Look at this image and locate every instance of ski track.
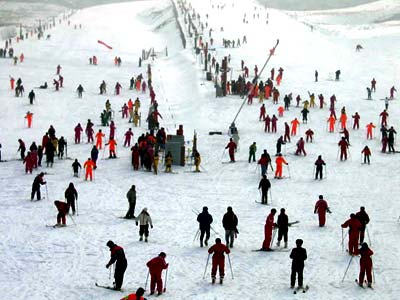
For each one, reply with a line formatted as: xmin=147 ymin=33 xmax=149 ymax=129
xmin=0 ymin=0 xmax=400 ymax=299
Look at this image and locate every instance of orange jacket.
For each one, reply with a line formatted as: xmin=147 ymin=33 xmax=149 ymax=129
xmin=291 ymin=119 xmax=300 ymax=128
xmin=95 ymin=132 xmax=105 ymax=140
xmin=25 ymin=113 xmax=33 ymax=121
xmin=328 ymin=116 xmax=336 ymax=125
xmin=84 ymin=160 xmax=95 ymax=170
xmin=275 ymin=156 xmax=288 ymax=167
xmin=107 ymin=139 xmax=117 ymax=151
xmin=366 ymin=123 xmax=376 ymax=131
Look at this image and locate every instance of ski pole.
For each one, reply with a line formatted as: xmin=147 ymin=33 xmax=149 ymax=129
xmin=269 ymin=188 xmax=273 ymax=205
xmin=202 ymin=254 xmax=210 ymax=279
xmin=144 ymin=269 xmax=149 ymax=290
xmin=312 ymin=165 xmax=315 ymax=179
xmin=366 ymin=226 xmax=371 ymax=246
xmin=324 ymin=165 xmax=327 ymax=179
xmin=69 ymin=213 xmax=76 ymax=225
xmin=102 ymin=146 xmax=106 ymax=159
xmin=76 ymin=199 xmax=79 ymax=216
xmin=227 ymin=253 xmax=234 ymax=280
xmin=220 ymin=148 xmax=226 ymax=161
xmin=193 ymin=229 xmax=200 ymax=242
xmin=270 ymin=228 xmax=277 ymax=248
xmin=163 ymin=267 xmax=168 ymax=292
xmin=341 ymin=255 xmax=354 ymax=282
xmin=45 ymin=183 xmax=49 ymax=200
xmin=287 ymin=164 xmax=291 ymax=178
xmin=372 ymin=262 xmax=376 ymax=284
xmin=341 ymin=228 xmax=344 ymax=252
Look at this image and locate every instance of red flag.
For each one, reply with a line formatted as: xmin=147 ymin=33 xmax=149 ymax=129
xmin=97 ymin=40 xmax=112 ymax=50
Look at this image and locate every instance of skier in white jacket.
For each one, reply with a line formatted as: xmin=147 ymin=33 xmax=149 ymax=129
xmin=136 ymin=208 xmax=153 ymax=242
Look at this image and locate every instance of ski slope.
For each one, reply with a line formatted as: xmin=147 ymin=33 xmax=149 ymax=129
xmin=0 ymin=0 xmax=399 ymax=299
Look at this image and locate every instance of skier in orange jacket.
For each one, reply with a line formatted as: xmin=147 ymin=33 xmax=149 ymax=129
xmin=95 ymin=130 xmax=105 ymax=149
xmin=106 ymin=138 xmax=117 ymax=158
xmin=275 ymin=153 xmax=288 ymax=179
xmin=339 ymin=113 xmax=347 ymax=129
xmin=83 ymin=158 xmax=95 ymax=181
xmin=327 ymin=115 xmax=336 ymax=132
xmin=366 ymin=122 xmax=376 ymax=139
xmin=278 ymin=106 xmax=284 ymax=117
xmin=25 ymin=111 xmax=33 ymax=128
xmin=290 ymin=118 xmax=300 ymax=136
xmin=10 ymin=77 xmax=15 ymax=90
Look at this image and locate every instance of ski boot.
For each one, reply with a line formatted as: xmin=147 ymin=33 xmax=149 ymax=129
xmin=145 ymin=237 xmax=148 ymax=242
xmin=220 ymin=278 xmax=223 ymax=285
xmin=212 ymin=277 xmax=216 ymax=284
xmin=200 ymin=240 xmax=203 ymax=248
xmin=284 ymin=242 xmax=288 ymax=248
xmin=139 ymin=236 xmax=143 ymax=241
xmin=205 ymin=239 xmax=208 ymax=246
xmin=367 ymin=283 xmax=372 ymax=288
xmin=276 ymin=241 xmax=280 ymax=247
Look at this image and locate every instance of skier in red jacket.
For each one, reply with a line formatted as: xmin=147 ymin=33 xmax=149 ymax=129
xmin=338 ymin=137 xmax=349 ymax=161
xmin=146 ymin=252 xmax=168 ymax=296
xmin=74 ymin=123 xmax=83 ymax=144
xmin=262 ymin=208 xmax=277 ymax=251
xmin=54 ymin=200 xmax=70 ymax=226
xmin=124 ymin=128 xmax=134 ymax=147
xmin=208 ymin=238 xmax=230 ymax=284
xmin=379 ymin=110 xmax=388 ymax=126
xmin=358 ymin=243 xmax=374 ymax=288
xmin=305 ymin=129 xmax=314 ymax=142
xmin=314 ymin=195 xmax=330 ymax=227
xmin=259 ymin=104 xmax=266 ymax=121
xmin=225 ymin=138 xmax=237 ymax=162
xmin=341 ymin=214 xmax=362 ymax=255
xmin=295 ymin=137 xmax=306 ymax=156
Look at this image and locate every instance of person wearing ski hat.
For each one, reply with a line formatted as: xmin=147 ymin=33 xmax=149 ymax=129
xmin=261 ymin=208 xmax=277 ymax=251
xmin=208 ymin=238 xmax=230 ymax=284
xmin=106 ymin=240 xmax=127 ymax=290
xmin=314 ymin=195 xmax=331 ymax=227
xmin=358 ymin=242 xmax=374 ymax=288
xmin=146 ymin=252 xmax=168 ymax=295
xmin=125 ymin=185 xmax=136 ymax=219
xmin=222 ymin=206 xmax=238 ymax=248
xmin=31 ymin=172 xmax=46 ymax=201
xmin=290 ymin=239 xmax=307 ymax=289
xmin=120 ymin=287 xmax=146 ymax=300
xmin=341 ymin=214 xmax=362 ymax=255
xmin=135 ymin=208 xmax=153 ymax=242
xmin=258 ymin=174 xmax=271 ymax=204
xmin=197 ymin=206 xmax=213 ymax=247
xmin=356 ymin=207 xmax=370 ymax=244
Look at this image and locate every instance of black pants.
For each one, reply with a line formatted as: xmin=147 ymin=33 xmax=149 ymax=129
xmin=364 ymin=155 xmax=370 ymax=164
xmin=261 ymin=190 xmax=268 ymax=204
xmin=31 ymin=187 xmax=41 ymax=200
xmin=278 ymin=228 xmax=288 ymax=242
xmin=360 ymin=226 xmax=366 ymax=243
xmin=139 ymin=224 xmax=149 ymax=237
xmin=20 ymin=149 xmax=25 ymax=160
xmin=248 ymin=153 xmax=255 ymax=163
xmin=200 ymin=228 xmax=210 ymax=243
xmin=114 ymin=261 xmax=127 ymax=289
xmin=315 ymin=167 xmax=323 ymax=179
xmin=125 ymin=203 xmax=135 ymax=218
xmin=291 ymin=266 xmax=304 ymax=287
xmin=67 ymin=199 xmax=76 ymax=214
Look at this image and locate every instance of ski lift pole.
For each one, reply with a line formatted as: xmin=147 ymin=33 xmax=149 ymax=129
xmin=230 ymin=39 xmax=279 ymax=127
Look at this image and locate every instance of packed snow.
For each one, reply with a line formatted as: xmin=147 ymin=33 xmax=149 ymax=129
xmin=0 ymin=0 xmax=400 ymax=299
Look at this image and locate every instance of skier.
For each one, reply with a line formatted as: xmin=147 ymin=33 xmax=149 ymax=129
xmin=340 ymin=127 xmax=350 ymax=145
xmin=197 ymin=206 xmax=213 ymax=247
xmin=356 ymin=207 xmax=370 ymax=244
xmin=86 ymin=119 xmax=94 ymax=143
xmin=327 ymin=114 xmax=336 ymax=133
xmin=74 ymin=123 xmax=83 ymax=144
xmin=264 ymin=115 xmax=271 ymax=132
xmin=314 ymin=195 xmax=330 ymax=226
xmin=305 ymin=129 xmax=314 ymax=143
xmin=379 ymin=110 xmax=388 ymax=126
xmin=390 ymin=86 xmax=396 ymax=99
xmin=64 ymin=182 xmax=78 ymax=215
xmin=277 ymin=208 xmax=289 ymax=248
xmin=25 ymin=111 xmax=33 ymax=128
xmin=358 ymin=243 xmax=374 ymax=288
xmin=28 ymin=90 xmax=35 ymax=104
xmin=83 ymin=158 xmax=95 ymax=181
xmin=222 ymin=206 xmax=238 ymax=248
xmin=315 ymin=70 xmax=318 ymax=82
xmin=76 ymin=84 xmax=84 ymax=98
xmin=341 ymin=214 xmax=362 ymax=255
xmin=208 ymin=238 xmax=230 ymax=284
xmin=335 ymin=69 xmax=341 ymax=81
xmin=120 ymin=287 xmax=145 ymax=300
xmin=314 ymin=155 xmax=326 ymax=180
xmin=72 ymin=159 xmax=81 ymax=177
xmin=371 ymin=78 xmax=376 ymax=92
xmin=339 ymin=112 xmax=347 ymax=129
xmin=135 ymin=208 xmax=153 ymax=242
xmin=165 ymin=151 xmax=173 ymax=172
xmin=259 ymin=104 xmax=266 ymax=121
xmin=23 ymin=151 xmax=34 ymax=174
xmin=388 ymin=126 xmax=397 ymax=153
xmin=361 ymin=146 xmax=371 ymax=164
xmin=124 ymin=128 xmax=134 ymax=147
xmin=261 ymin=208 xmax=277 ymax=251
xmin=54 ymin=200 xmax=69 ymax=226
xmin=275 ymin=153 xmax=288 ymax=179
xmin=271 ymin=115 xmax=278 ymax=133
xmin=146 ymin=252 xmax=168 ymax=296
xmin=194 ymin=150 xmax=201 ymax=172
xmin=283 ymin=122 xmax=290 ymax=143
xmin=338 ymin=137 xmax=349 ymax=161
xmin=105 ymin=241 xmax=127 ymax=291
xmin=258 ymin=174 xmax=271 ymax=204
xmin=248 ymin=142 xmax=257 ymax=163
xmin=58 ymin=136 xmax=67 ymax=159
xmin=290 ymin=118 xmax=300 ymax=136
xmin=290 ymin=239 xmax=307 ymax=289
xmin=125 ymin=185 xmax=136 ymax=219
xmin=276 ymin=136 xmax=285 ymax=155
xmin=225 ymin=138 xmax=237 ymax=162
xmin=31 ymin=172 xmax=46 ymax=200
xmin=301 ymin=108 xmax=309 ymax=124
xmin=56 ymin=64 xmax=62 ymax=75
xmin=95 ymin=130 xmax=105 ymax=149
xmin=352 ymin=112 xmax=360 ymax=130
xmin=295 ymin=137 xmax=306 ymax=156
xmin=366 ymin=87 xmax=372 ymax=100
xmin=106 ymin=138 xmax=117 ymax=159
xmin=91 ymin=146 xmax=99 ymax=168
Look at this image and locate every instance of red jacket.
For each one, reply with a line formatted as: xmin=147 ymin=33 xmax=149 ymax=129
xmin=314 ymin=199 xmax=328 ymax=214
xmin=208 ymin=243 xmax=230 ymax=260
xmin=225 ymin=141 xmax=237 ymax=153
xmin=341 ymin=218 xmax=362 ymax=237
xmin=359 ymin=247 xmax=373 ymax=267
xmin=55 ymin=201 xmax=70 ymax=214
xmin=147 ymin=256 xmax=168 ymax=275
xmin=265 ymin=213 xmax=275 ymax=231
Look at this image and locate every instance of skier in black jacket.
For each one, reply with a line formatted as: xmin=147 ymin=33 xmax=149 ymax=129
xmin=222 ymin=206 xmax=238 ymax=248
xmin=258 ymin=174 xmax=271 ymax=204
xmin=106 ymin=240 xmax=127 ymax=290
xmin=65 ymin=182 xmax=78 ymax=215
xmin=277 ymin=208 xmax=289 ymax=248
xmin=197 ymin=206 xmax=213 ymax=247
xmin=356 ymin=207 xmax=370 ymax=244
xmin=290 ymin=239 xmax=307 ymax=289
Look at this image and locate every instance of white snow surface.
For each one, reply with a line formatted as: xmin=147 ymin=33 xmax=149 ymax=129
xmin=0 ymin=0 xmax=400 ymax=299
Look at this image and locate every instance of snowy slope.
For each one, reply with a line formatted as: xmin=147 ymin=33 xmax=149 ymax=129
xmin=0 ymin=0 xmax=400 ymax=299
